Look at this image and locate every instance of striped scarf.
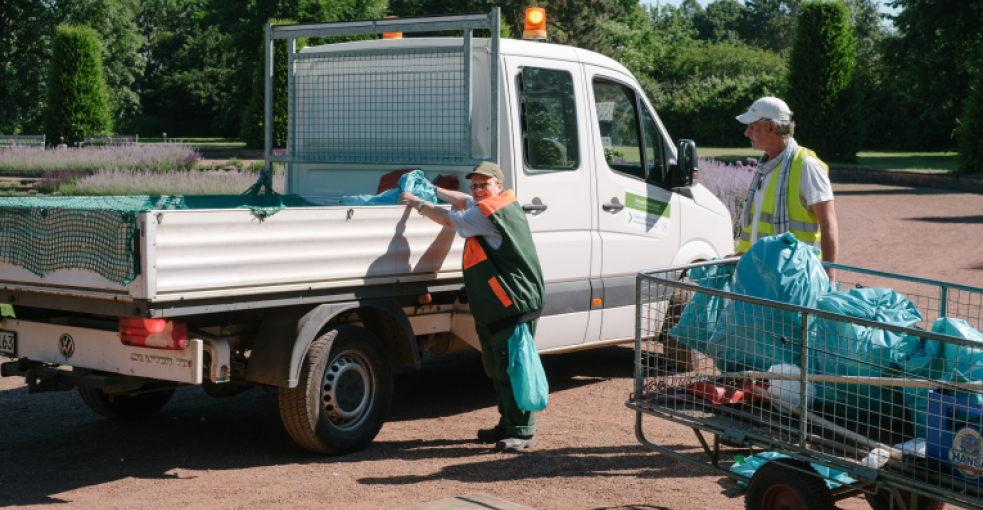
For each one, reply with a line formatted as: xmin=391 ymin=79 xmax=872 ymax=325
xmin=741 ymin=137 xmax=798 ymax=235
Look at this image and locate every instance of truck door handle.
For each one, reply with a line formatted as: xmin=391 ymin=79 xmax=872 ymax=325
xmin=602 ymin=202 xmax=624 ymax=211
xmin=522 ymin=204 xmax=548 ymax=212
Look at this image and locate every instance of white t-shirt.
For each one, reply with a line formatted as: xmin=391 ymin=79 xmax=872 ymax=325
xmin=447 ymin=197 xmax=503 ymax=249
xmin=750 ymin=156 xmax=834 ymax=242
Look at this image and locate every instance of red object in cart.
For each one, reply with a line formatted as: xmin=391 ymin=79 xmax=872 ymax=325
xmin=683 ymin=380 xmax=767 ymax=405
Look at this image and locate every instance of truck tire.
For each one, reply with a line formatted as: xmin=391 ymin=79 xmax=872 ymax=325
xmin=746 ymin=459 xmax=835 ymax=510
xmin=278 ymin=325 xmax=393 ymax=455
xmin=77 ymin=386 xmax=175 ymax=421
xmin=864 ymin=488 xmax=944 ymax=510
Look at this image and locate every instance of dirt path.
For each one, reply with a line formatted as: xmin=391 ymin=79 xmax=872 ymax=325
xmin=1 ymin=183 xmax=980 ymax=509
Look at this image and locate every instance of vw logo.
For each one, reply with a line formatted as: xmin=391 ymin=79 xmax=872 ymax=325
xmin=58 ymin=334 xmax=75 ymax=358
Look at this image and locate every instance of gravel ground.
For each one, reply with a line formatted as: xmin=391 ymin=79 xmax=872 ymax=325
xmin=1 ymin=183 xmax=980 ymax=509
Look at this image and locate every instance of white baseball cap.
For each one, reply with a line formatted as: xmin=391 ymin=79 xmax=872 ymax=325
xmin=736 ymin=97 xmax=792 ymax=124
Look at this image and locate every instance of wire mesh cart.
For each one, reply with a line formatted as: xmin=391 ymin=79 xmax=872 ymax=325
xmin=627 ymin=259 xmax=983 ymax=510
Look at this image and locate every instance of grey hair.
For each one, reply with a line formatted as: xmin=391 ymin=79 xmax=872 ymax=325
xmin=764 ymin=118 xmax=795 ymax=137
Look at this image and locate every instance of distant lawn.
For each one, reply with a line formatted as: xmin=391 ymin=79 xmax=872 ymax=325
xmin=140 ymin=137 xmax=247 ymax=151
xmin=699 ymin=147 xmax=958 ymax=173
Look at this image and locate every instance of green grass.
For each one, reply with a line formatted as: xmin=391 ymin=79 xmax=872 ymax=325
xmin=140 ymin=138 xmax=247 ymax=150
xmin=698 ymin=147 xmax=959 ymax=173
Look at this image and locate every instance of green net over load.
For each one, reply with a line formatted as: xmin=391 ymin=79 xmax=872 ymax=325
xmin=0 ymin=190 xmax=316 ymax=287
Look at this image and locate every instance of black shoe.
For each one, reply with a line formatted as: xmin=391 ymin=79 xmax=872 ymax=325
xmin=477 ymin=426 xmax=508 ymax=444
xmin=495 ymin=435 xmax=537 ymax=452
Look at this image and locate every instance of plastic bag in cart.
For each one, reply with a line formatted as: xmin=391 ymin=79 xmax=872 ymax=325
xmin=707 ymin=232 xmax=832 ymax=373
xmin=730 ymin=451 xmax=856 ymax=489
xmin=341 ymin=169 xmax=438 ymax=206
xmin=813 ymin=287 xmax=923 ymax=420
xmin=667 ymin=261 xmax=734 ymax=354
xmin=904 ymin=317 xmax=983 ymax=437
xmin=508 ymin=322 xmax=549 ymax=412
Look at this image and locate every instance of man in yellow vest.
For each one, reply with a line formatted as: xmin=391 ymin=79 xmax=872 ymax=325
xmin=732 ymin=97 xmax=839 ymax=279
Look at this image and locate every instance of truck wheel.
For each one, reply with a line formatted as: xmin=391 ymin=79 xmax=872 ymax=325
xmin=864 ymin=488 xmax=944 ymax=510
xmin=746 ymin=459 xmax=835 ymax=510
xmin=278 ymin=325 xmax=393 ymax=455
xmin=77 ymin=386 xmax=175 ymax=421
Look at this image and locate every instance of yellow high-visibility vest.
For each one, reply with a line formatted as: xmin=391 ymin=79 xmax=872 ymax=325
xmin=736 ymin=147 xmax=828 ymax=254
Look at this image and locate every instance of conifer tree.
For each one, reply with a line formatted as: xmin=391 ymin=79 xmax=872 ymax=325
xmin=43 ymin=24 xmax=112 ymax=146
xmin=786 ymin=1 xmax=857 ymax=162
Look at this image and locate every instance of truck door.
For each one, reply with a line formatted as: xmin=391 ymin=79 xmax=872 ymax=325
xmin=585 ymin=67 xmax=682 ymax=342
xmin=504 ymin=56 xmax=594 ymax=349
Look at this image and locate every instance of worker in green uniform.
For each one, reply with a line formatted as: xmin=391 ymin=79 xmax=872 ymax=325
xmin=399 ymin=161 xmax=546 ymax=452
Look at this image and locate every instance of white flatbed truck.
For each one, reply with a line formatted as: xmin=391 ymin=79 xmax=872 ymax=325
xmin=0 ymin=10 xmax=733 ymax=454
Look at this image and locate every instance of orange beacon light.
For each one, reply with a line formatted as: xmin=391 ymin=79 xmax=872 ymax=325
xmin=523 ymin=8 xmax=547 ymax=40
xmin=382 ymin=16 xmax=402 ymax=39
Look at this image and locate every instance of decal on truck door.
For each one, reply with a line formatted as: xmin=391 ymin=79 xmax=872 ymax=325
xmin=625 ymin=192 xmax=671 ymax=236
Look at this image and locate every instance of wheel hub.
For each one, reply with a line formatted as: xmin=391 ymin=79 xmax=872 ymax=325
xmin=321 ymin=353 xmax=371 ymax=427
xmin=762 ymin=484 xmax=805 ymax=510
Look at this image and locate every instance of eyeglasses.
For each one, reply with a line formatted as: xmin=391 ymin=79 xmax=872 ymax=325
xmin=470 ymin=182 xmax=495 ymax=191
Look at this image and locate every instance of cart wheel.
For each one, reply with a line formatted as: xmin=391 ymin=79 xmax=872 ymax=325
xmin=746 ymin=459 xmax=834 ymax=510
xmin=864 ymin=488 xmax=944 ymax=510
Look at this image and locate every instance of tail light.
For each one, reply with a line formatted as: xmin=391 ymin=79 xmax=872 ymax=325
xmin=523 ymin=8 xmax=547 ymax=40
xmin=120 ymin=318 xmax=188 ymax=350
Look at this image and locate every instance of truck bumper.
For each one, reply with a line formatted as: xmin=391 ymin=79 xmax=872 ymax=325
xmin=0 ymin=319 xmax=203 ymax=385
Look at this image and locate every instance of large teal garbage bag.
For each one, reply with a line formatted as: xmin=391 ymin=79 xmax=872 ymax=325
xmin=905 ymin=318 xmax=983 ymax=436
xmin=813 ymin=288 xmax=922 ymax=419
xmin=730 ymin=451 xmax=856 ymax=489
xmin=668 ymin=262 xmax=734 ymax=354
xmin=508 ymin=323 xmax=549 ymax=412
xmin=341 ymin=170 xmax=438 ymax=206
xmin=707 ymin=232 xmax=832 ymax=373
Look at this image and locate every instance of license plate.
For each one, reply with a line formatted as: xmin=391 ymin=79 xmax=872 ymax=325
xmin=0 ymin=330 xmax=15 ymax=357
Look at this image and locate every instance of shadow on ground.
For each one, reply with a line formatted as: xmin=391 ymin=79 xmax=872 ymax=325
xmin=0 ymin=345 xmax=636 ymax=506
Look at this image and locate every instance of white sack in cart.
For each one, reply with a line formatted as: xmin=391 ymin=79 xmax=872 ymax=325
xmin=813 ymin=287 xmax=922 ymax=420
xmin=706 ymin=232 xmax=831 ymax=373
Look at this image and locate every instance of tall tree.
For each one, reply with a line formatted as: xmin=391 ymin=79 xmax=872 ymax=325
xmin=43 ymin=24 xmax=111 ymax=145
xmin=743 ymin=0 xmax=802 ymax=53
xmin=787 ymin=1 xmax=857 ymax=161
xmin=547 ymin=0 xmax=625 ymax=55
xmin=57 ymin=0 xmax=144 ymax=126
xmin=0 ymin=0 xmax=56 ymax=134
xmin=881 ymin=0 xmax=983 ymax=150
xmin=692 ymin=0 xmax=751 ymax=44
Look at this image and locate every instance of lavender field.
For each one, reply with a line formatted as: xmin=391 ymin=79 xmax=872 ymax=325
xmin=0 ymin=144 xmax=200 ymax=175
xmin=69 ymin=169 xmax=284 ymax=196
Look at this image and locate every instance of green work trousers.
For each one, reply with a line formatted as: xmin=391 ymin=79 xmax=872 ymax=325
xmin=476 ymin=319 xmax=538 ymax=437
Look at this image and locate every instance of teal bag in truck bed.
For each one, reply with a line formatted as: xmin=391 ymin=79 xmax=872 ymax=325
xmin=0 ymin=193 xmax=315 ymax=286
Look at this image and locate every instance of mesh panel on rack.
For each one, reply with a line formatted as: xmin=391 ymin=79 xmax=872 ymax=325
xmin=293 ymin=48 xmax=471 ymax=164
xmin=633 ymin=262 xmax=983 ymax=505
xmin=0 ymin=194 xmax=316 ymax=286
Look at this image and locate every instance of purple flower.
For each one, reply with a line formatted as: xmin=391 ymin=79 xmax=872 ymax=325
xmin=697 ymin=157 xmax=755 ymax=240
xmin=746 ymin=157 xmax=758 ymax=166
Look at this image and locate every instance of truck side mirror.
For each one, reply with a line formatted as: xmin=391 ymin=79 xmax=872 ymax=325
xmin=675 ymin=139 xmax=697 ymax=188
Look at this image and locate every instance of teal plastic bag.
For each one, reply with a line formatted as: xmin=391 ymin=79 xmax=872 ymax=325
xmin=341 ymin=169 xmax=437 ymax=206
xmin=813 ymin=288 xmax=922 ymax=419
xmin=668 ymin=261 xmax=734 ymax=354
xmin=508 ymin=323 xmax=549 ymax=412
xmin=905 ymin=318 xmax=983 ymax=436
xmin=708 ymin=232 xmax=832 ymax=373
xmin=730 ymin=452 xmax=856 ymax=489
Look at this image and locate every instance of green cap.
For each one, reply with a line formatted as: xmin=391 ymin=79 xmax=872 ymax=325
xmin=466 ymin=161 xmax=505 ymax=182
